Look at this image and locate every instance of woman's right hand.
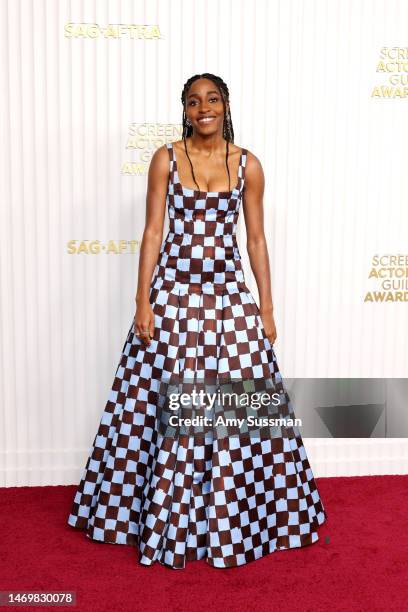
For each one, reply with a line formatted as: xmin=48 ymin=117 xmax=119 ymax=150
xmin=133 ymin=299 xmax=155 ymax=347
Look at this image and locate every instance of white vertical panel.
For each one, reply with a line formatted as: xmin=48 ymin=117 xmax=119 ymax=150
xmin=0 ymin=0 xmax=407 ymax=486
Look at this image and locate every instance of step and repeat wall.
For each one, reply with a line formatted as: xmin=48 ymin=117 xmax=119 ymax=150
xmin=1 ymin=0 xmax=407 ymax=486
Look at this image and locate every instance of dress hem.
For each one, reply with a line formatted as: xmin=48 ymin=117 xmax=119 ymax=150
xmin=67 ymin=510 xmax=327 ymax=570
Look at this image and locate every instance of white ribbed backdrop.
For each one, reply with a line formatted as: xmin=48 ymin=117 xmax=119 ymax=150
xmin=1 ymin=0 xmax=407 ymax=486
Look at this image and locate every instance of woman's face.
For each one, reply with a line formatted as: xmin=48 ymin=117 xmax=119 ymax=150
xmin=185 ymin=78 xmax=226 ymax=136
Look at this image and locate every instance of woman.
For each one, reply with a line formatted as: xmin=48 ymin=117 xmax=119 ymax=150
xmin=67 ymin=72 xmax=327 ymax=569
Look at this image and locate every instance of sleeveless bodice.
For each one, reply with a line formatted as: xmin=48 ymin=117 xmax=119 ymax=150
xmin=151 ymin=142 xmax=248 ymax=293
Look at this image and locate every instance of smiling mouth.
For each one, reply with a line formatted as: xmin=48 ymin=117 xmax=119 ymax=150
xmin=197 ymin=117 xmax=216 ymax=124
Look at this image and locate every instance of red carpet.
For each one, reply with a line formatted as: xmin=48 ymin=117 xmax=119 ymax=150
xmin=1 ymin=475 xmax=407 ymax=611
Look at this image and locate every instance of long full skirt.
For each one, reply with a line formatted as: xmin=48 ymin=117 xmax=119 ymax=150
xmin=67 ymin=282 xmax=326 ymax=569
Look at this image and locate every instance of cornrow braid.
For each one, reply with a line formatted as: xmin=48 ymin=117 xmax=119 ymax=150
xmin=180 ymin=73 xmax=235 ymax=199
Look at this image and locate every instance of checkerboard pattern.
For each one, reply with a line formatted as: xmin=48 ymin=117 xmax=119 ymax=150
xmin=67 ymin=141 xmax=326 ymax=569
xmin=151 ymin=142 xmax=247 ymax=290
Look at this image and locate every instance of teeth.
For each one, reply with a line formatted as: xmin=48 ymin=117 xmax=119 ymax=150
xmin=199 ymin=117 xmax=215 ymax=122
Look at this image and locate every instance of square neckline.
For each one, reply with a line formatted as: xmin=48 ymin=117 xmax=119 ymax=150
xmin=170 ymin=142 xmax=245 ymax=196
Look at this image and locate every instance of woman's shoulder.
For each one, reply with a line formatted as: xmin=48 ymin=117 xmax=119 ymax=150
xmin=241 ymin=146 xmax=260 ymax=162
xmin=241 ymin=148 xmax=264 ymax=185
xmin=148 ymin=144 xmax=172 ymax=178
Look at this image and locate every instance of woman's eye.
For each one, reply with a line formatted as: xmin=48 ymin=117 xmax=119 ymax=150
xmin=188 ymin=97 xmax=219 ymax=106
xmin=188 ymin=97 xmax=218 ymax=106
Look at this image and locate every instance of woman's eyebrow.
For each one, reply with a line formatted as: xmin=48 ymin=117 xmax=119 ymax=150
xmin=187 ymin=90 xmax=219 ymax=99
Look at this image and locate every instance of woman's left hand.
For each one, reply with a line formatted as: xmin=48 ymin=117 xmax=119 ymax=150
xmin=259 ymin=306 xmax=277 ymax=346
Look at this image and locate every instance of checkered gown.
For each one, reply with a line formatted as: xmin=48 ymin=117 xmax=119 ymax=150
xmin=67 ymin=142 xmax=326 ymax=569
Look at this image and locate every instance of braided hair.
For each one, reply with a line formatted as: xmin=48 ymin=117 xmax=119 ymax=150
xmin=181 ymin=73 xmax=235 ymax=198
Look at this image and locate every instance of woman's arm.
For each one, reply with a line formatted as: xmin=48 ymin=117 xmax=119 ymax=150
xmin=241 ymin=151 xmax=277 ymax=345
xmin=134 ymin=145 xmax=169 ymax=345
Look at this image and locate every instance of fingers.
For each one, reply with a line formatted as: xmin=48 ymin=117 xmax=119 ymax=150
xmin=133 ymin=315 xmax=154 ymax=348
xmin=136 ymin=328 xmax=151 ymax=347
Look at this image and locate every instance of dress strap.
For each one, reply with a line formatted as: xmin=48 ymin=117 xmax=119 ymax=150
xmin=240 ymin=147 xmax=247 ymax=182
xmin=166 ymin=142 xmax=177 ymax=186
xmin=241 ymin=147 xmax=247 ymax=167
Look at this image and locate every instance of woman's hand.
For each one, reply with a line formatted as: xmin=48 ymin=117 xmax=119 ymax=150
xmin=259 ymin=306 xmax=277 ymax=346
xmin=133 ymin=299 xmax=155 ymax=347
